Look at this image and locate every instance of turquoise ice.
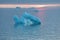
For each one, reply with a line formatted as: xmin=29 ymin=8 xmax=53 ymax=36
xmin=13 ymin=15 xmax=25 ymax=25
xmin=13 ymin=12 xmax=41 ymax=26
xmin=22 ymin=12 xmax=41 ymax=26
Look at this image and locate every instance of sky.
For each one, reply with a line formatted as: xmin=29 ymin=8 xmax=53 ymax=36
xmin=0 ymin=0 xmax=60 ymax=4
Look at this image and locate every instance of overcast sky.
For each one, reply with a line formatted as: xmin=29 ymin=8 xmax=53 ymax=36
xmin=0 ymin=0 xmax=60 ymax=4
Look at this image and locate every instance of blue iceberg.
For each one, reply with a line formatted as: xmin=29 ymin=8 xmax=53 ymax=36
xmin=13 ymin=15 xmax=25 ymax=25
xmin=13 ymin=12 xmax=41 ymax=26
xmin=22 ymin=12 xmax=41 ymax=26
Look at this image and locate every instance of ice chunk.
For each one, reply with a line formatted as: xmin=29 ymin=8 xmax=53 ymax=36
xmin=13 ymin=12 xmax=41 ymax=26
xmin=22 ymin=12 xmax=41 ymax=26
